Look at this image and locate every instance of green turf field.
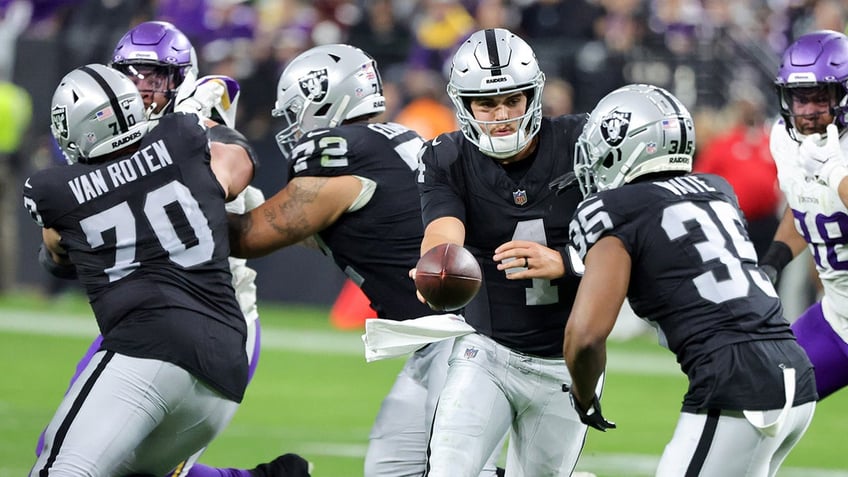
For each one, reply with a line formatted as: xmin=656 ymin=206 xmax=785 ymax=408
xmin=1 ymin=293 xmax=846 ymax=477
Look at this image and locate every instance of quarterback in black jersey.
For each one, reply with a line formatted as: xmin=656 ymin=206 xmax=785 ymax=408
xmin=227 ymin=45 xmax=497 ymax=477
xmin=23 ymin=64 xmax=254 ymax=476
xmin=417 ymin=28 xmax=590 ymax=476
xmin=564 ymin=84 xmax=817 ymax=476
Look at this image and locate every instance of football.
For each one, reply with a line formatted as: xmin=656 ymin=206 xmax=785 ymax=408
xmin=414 ymin=243 xmax=482 ymax=312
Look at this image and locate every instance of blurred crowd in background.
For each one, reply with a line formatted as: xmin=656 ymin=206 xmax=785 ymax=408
xmin=0 ymin=0 xmax=839 ymax=315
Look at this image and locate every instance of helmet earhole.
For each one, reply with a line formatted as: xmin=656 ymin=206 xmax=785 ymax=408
xmin=602 ymin=152 xmax=616 ymax=168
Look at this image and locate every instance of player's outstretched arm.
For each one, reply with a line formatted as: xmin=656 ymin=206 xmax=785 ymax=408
xmin=228 ymin=175 xmax=362 ymax=258
xmin=420 ymin=217 xmax=465 ymax=256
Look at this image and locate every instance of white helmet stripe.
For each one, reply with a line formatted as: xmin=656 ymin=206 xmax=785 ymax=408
xmin=653 ymin=86 xmax=688 ymax=155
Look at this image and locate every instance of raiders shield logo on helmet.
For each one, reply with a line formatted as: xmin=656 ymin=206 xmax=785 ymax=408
xmin=601 ymin=111 xmax=631 ymax=147
xmin=299 ymin=68 xmax=329 ymax=102
xmin=51 ymin=105 xmax=69 ymax=140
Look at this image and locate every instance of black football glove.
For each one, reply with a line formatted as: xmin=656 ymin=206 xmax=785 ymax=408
xmin=562 ymin=384 xmax=616 ymax=432
xmin=549 ymin=172 xmax=578 ymax=195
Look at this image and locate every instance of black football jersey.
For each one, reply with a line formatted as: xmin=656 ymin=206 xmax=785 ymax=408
xmin=23 ymin=113 xmax=247 ymax=401
xmin=569 ymin=173 xmax=816 ymax=410
xmin=289 ymin=122 xmax=433 ymax=320
xmin=418 ymin=115 xmax=587 ymax=357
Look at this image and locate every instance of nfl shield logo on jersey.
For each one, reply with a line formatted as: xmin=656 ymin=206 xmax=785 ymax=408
xmin=601 ymin=111 xmax=631 ymax=147
xmin=464 ymin=347 xmax=479 ymax=359
xmin=51 ymin=105 xmax=69 ymax=139
xmin=299 ymin=68 xmax=329 ymax=102
xmin=513 ymin=189 xmax=528 ymax=206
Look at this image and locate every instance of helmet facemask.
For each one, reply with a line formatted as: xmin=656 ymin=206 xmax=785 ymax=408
xmin=776 ymin=83 xmax=848 ymax=140
xmin=451 ymin=85 xmax=543 ymax=159
xmin=272 ymin=95 xmax=305 ymax=161
xmin=447 ymin=28 xmax=545 ymax=159
xmin=774 ymin=30 xmax=848 ymax=140
xmin=110 ymin=21 xmax=198 ymax=120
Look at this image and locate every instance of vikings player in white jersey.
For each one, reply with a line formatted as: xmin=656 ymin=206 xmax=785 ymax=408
xmin=763 ymin=29 xmax=848 ymax=401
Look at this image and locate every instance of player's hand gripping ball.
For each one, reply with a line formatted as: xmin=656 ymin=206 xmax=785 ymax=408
xmin=415 ymin=243 xmax=482 ymax=312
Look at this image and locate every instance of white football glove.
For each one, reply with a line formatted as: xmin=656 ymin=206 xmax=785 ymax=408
xmin=174 ymin=78 xmax=226 ymax=119
xmin=799 ymin=123 xmax=848 ymax=192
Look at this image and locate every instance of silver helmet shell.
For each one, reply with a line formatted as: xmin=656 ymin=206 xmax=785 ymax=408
xmin=272 ymin=44 xmax=385 ymax=160
xmin=447 ymin=28 xmax=545 ymax=159
xmin=575 ymin=84 xmax=695 ymax=197
xmin=50 ymin=64 xmax=149 ymax=164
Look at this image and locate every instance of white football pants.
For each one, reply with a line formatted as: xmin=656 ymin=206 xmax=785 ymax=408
xmin=365 ymin=338 xmax=502 ymax=477
xmin=426 ymin=333 xmax=591 ymax=477
xmin=657 ymin=402 xmax=816 ymax=476
xmin=170 ymin=317 xmax=260 ymax=476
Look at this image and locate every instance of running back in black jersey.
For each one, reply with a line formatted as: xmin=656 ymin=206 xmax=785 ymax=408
xmin=289 ymin=122 xmax=433 ymax=320
xmin=569 ymin=173 xmax=817 ymax=409
xmin=418 ymin=115 xmax=587 ymax=357
xmin=23 ymin=113 xmax=247 ymax=401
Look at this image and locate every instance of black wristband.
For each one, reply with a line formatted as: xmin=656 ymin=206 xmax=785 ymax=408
xmin=556 ymin=246 xmax=585 ymax=277
xmin=207 ymin=125 xmax=258 ymax=168
xmin=760 ymin=241 xmax=793 ymax=273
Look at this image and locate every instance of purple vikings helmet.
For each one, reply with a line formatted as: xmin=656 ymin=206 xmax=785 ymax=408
xmin=775 ymin=30 xmax=848 ymax=137
xmin=110 ymin=21 xmax=199 ymax=116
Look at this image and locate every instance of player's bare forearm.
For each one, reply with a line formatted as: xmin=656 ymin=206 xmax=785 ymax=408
xmin=772 ymin=206 xmax=808 ymax=256
xmin=228 ymin=183 xmax=319 ymax=258
xmin=421 ymin=217 xmax=465 ymax=255
xmin=564 ymin=237 xmax=630 ymax=407
xmin=42 ymin=228 xmax=69 ymax=260
xmin=564 ymin=338 xmax=606 ymax=410
xmin=228 ymin=176 xmax=351 ymax=258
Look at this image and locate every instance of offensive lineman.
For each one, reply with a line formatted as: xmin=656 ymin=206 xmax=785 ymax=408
xmin=35 ymin=21 xmax=309 ymax=476
xmin=24 ymin=63 xmax=253 ymax=475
